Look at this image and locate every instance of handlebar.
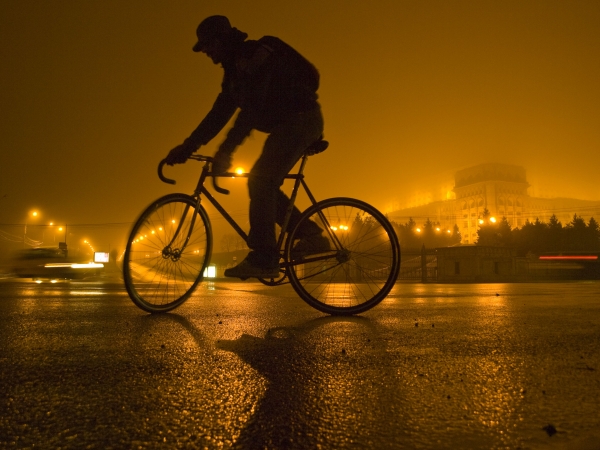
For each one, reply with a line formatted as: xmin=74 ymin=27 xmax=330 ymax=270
xmin=158 ymin=159 xmax=176 ymax=184
xmin=157 ymin=155 xmax=232 ymax=195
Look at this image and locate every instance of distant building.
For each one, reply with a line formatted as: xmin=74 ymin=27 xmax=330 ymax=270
xmin=437 ymin=245 xmax=516 ymax=282
xmin=390 ymin=163 xmax=600 ymax=244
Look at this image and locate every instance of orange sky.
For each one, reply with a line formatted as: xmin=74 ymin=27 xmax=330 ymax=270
xmin=1 ymin=0 xmax=599 ymax=244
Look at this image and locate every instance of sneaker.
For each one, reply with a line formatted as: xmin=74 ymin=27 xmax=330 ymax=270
xmin=224 ymin=257 xmax=280 ymax=280
xmin=291 ymin=234 xmax=331 ymax=259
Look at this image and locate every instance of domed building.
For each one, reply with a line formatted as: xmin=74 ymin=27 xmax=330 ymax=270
xmin=390 ymin=163 xmax=600 ymax=244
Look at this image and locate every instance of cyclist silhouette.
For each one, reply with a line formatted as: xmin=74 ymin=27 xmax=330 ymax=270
xmin=165 ymin=15 xmax=329 ymax=279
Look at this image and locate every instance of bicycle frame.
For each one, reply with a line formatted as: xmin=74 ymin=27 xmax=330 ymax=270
xmin=159 ymin=153 xmax=338 ymax=267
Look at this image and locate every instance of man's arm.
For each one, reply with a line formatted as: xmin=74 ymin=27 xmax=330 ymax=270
xmin=165 ymin=92 xmax=237 ymax=165
xmin=186 ymin=92 xmax=238 ymax=148
xmin=211 ymin=110 xmax=254 ymax=174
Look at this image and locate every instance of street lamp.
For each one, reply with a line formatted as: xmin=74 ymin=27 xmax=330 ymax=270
xmin=83 ymin=239 xmax=95 ymax=253
xmin=24 ymin=210 xmax=41 ymax=248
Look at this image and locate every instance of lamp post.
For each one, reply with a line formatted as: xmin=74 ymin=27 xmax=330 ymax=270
xmin=23 ymin=210 xmax=40 ymax=248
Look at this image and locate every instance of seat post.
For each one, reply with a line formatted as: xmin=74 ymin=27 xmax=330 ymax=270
xmin=296 ymin=153 xmax=309 ymax=176
xmin=277 ymin=154 xmax=310 ymax=248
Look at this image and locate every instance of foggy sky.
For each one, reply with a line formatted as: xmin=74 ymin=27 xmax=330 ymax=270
xmin=2 ymin=0 xmax=599 ymax=234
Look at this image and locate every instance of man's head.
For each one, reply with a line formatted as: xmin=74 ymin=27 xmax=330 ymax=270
xmin=193 ymin=15 xmax=232 ymax=53
xmin=194 ymin=15 xmax=242 ymax=65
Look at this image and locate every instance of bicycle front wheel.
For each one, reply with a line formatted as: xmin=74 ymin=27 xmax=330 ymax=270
xmin=286 ymin=197 xmax=400 ymax=315
xmin=123 ymin=193 xmax=212 ymax=313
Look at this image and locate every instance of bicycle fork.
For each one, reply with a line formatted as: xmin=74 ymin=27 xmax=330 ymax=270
xmin=161 ymin=202 xmax=199 ymax=262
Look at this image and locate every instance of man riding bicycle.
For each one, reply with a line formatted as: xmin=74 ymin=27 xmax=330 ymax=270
xmin=165 ymin=15 xmax=329 ymax=279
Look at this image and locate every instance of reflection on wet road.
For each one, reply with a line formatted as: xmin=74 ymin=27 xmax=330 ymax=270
xmin=0 ymin=279 xmax=599 ymax=449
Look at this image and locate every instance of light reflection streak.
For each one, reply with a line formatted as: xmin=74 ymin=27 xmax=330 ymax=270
xmin=69 ymin=291 xmax=107 ymax=296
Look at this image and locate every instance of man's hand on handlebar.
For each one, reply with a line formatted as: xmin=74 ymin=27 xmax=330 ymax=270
xmin=165 ymin=141 xmax=198 ymax=166
xmin=212 ymin=149 xmax=232 ymax=175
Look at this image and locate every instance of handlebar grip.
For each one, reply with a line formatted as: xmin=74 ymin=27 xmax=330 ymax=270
xmin=158 ymin=159 xmax=176 ymax=185
xmin=212 ymin=176 xmax=230 ymax=195
xmin=157 ymin=156 xmax=233 ymax=194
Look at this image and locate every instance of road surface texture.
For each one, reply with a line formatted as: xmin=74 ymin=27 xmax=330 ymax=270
xmin=0 ymin=276 xmax=599 ymax=449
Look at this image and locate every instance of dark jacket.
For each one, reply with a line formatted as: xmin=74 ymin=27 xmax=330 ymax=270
xmin=187 ymin=37 xmax=320 ymax=152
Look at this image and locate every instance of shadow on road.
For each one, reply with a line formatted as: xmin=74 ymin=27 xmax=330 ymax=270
xmin=216 ymin=316 xmax=404 ymax=448
xmin=139 ymin=312 xmax=408 ymax=448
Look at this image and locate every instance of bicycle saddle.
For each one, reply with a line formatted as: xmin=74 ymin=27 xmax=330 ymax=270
xmin=305 ymin=137 xmax=329 ymax=156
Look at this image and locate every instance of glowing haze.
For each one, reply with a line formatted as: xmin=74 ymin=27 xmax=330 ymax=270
xmin=1 ymin=1 xmax=599 ymax=244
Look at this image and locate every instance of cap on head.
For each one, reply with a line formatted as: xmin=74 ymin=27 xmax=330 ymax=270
xmin=193 ymin=15 xmax=232 ymax=52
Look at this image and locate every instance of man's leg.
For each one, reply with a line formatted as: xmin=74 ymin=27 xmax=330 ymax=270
xmin=247 ymin=108 xmax=324 ymax=267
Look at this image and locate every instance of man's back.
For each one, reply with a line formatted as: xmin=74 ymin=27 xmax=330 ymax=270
xmin=225 ymin=36 xmax=320 ymax=132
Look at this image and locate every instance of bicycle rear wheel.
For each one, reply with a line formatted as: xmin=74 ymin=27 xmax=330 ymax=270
xmin=286 ymin=197 xmax=400 ymax=315
xmin=123 ymin=193 xmax=212 ymax=313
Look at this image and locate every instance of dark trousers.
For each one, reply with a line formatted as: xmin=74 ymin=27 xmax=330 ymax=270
xmin=247 ymin=107 xmax=324 ymax=267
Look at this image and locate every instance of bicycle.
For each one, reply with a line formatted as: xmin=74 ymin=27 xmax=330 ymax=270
xmin=123 ymin=139 xmax=401 ymax=315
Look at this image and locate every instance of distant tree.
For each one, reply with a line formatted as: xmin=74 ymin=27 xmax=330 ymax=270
xmin=587 ymin=217 xmax=600 ymax=250
xmin=481 ymin=208 xmax=491 ymax=220
xmin=394 ymin=211 xmax=598 ymax=254
xmin=389 ymin=217 xmax=462 ymax=249
xmin=547 ymin=214 xmax=563 ymax=252
xmin=235 ymin=234 xmax=247 ymax=250
xmin=565 ymin=214 xmax=587 ymax=251
xmin=588 ymin=216 xmax=599 ymax=233
xmin=477 ymin=215 xmax=514 ymax=248
xmin=422 ymin=218 xmax=436 ymax=247
xmin=395 ymin=217 xmax=420 ymax=249
xmin=476 ymin=209 xmax=498 ymax=246
xmin=497 ymin=217 xmax=513 ymax=247
xmin=533 ymin=217 xmax=549 ymax=251
xmin=450 ymin=224 xmax=461 ymax=246
xmin=568 ymin=214 xmax=586 ymax=232
xmin=220 ymin=233 xmax=235 ymax=252
xmin=512 ymin=218 xmax=547 ymax=255
xmin=548 ymin=214 xmax=562 ymax=230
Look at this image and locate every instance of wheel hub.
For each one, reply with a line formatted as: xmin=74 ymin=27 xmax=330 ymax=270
xmin=162 ymin=246 xmax=182 ymax=262
xmin=336 ymin=249 xmax=351 ymax=264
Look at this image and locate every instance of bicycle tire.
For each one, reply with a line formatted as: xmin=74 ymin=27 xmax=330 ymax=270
xmin=123 ymin=193 xmax=212 ymax=313
xmin=286 ymin=197 xmax=400 ymax=315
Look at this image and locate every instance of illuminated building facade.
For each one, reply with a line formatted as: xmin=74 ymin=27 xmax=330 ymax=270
xmin=454 ymin=163 xmax=530 ymax=243
xmin=390 ymin=163 xmax=600 ymax=244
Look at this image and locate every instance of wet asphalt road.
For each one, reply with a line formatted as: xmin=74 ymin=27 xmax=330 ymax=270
xmin=0 ymin=275 xmax=599 ymax=450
